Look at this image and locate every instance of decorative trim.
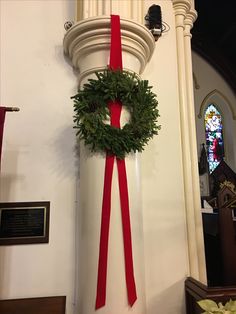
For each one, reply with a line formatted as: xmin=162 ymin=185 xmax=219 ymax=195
xmin=198 ymin=89 xmax=236 ymax=120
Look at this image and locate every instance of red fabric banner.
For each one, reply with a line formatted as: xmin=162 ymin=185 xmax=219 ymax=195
xmin=95 ymin=15 xmax=137 ymax=310
xmin=0 ymin=107 xmax=7 ymax=170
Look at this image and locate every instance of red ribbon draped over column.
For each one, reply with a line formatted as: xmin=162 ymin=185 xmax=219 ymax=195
xmin=95 ymin=15 xmax=137 ymax=309
xmin=0 ymin=107 xmax=7 ymax=170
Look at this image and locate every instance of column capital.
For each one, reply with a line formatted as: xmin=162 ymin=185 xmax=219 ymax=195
xmin=185 ymin=9 xmax=198 ymax=28
xmin=172 ymin=0 xmax=191 ymax=17
xmin=63 ymin=16 xmax=155 ymax=84
xmin=184 ymin=8 xmax=198 ymax=37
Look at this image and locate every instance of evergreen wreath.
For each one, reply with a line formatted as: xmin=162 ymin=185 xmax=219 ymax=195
xmin=72 ymin=69 xmax=160 ymax=159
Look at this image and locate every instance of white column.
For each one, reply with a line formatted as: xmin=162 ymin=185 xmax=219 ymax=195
xmin=184 ymin=6 xmax=207 ymax=283
xmin=63 ymin=16 xmax=155 ymax=314
xmin=172 ymin=0 xmax=207 ymax=283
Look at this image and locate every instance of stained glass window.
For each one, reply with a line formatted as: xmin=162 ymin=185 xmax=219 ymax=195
xmin=204 ymin=104 xmax=224 ymax=173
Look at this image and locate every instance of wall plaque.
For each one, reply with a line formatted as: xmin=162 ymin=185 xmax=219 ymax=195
xmin=0 ymin=202 xmax=50 ymax=245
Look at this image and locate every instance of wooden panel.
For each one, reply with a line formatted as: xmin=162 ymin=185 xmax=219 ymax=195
xmin=0 ymin=296 xmax=66 ymax=314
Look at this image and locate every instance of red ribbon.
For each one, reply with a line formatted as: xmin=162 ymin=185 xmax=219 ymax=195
xmin=95 ymin=15 xmax=137 ymax=309
xmin=0 ymin=107 xmax=6 ymax=170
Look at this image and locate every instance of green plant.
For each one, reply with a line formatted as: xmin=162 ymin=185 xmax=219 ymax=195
xmin=198 ymin=299 xmax=236 ymax=314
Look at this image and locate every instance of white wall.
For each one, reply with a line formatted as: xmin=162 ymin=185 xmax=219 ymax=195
xmin=0 ymin=1 xmax=189 ymax=314
xmin=0 ymin=1 xmax=77 ymax=313
xmin=192 ymin=52 xmax=236 ymax=171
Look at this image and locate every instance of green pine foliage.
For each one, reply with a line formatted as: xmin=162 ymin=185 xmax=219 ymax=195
xmin=72 ymin=69 xmax=161 ymax=159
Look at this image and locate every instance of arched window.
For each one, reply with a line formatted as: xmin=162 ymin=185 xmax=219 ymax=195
xmin=204 ymin=104 xmax=224 ymax=173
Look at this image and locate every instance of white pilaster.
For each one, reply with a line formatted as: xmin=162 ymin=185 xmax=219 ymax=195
xmin=184 ymin=6 xmax=207 ymax=283
xmin=172 ymin=0 xmax=207 ymax=283
xmin=64 ymin=16 xmax=155 ymax=314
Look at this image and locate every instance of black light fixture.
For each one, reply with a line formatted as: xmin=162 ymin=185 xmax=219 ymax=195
xmin=145 ymin=5 xmax=163 ymax=41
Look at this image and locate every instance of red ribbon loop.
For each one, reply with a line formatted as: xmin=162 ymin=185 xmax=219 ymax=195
xmin=95 ymin=15 xmax=137 ymax=309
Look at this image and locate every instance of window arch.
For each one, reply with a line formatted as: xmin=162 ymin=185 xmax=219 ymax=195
xmin=197 ymin=89 xmax=236 ymax=174
xmin=204 ymin=104 xmax=225 ymax=173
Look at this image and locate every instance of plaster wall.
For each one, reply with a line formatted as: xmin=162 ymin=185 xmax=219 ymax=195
xmin=0 ymin=1 xmax=189 ymax=313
